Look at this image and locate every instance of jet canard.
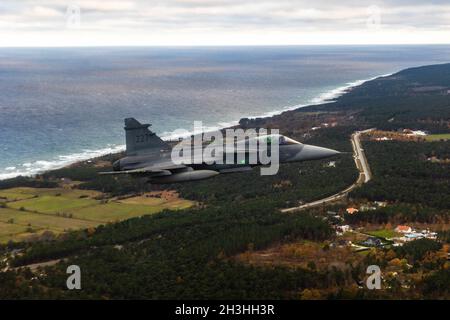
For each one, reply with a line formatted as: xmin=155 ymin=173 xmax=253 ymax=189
xmin=100 ymin=118 xmax=340 ymax=183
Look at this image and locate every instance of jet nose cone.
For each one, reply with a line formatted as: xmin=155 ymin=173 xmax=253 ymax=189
xmin=291 ymin=144 xmax=340 ymax=162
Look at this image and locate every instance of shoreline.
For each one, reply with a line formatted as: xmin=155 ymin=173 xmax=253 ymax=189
xmin=0 ymin=72 xmax=392 ymax=181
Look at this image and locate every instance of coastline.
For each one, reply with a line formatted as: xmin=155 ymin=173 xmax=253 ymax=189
xmin=0 ymin=72 xmax=392 ymax=181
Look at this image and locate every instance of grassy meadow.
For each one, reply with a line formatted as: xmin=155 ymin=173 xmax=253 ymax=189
xmin=0 ymin=187 xmax=195 ymax=243
xmin=424 ymin=133 xmax=450 ymax=141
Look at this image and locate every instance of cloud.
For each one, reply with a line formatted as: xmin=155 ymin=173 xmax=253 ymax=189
xmin=0 ymin=0 xmax=449 ymax=45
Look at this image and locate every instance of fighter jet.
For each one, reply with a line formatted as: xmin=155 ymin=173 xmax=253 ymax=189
xmin=100 ymin=118 xmax=340 ymax=183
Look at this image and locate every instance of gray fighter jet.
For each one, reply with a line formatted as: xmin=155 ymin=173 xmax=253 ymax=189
xmin=100 ymin=118 xmax=340 ymax=183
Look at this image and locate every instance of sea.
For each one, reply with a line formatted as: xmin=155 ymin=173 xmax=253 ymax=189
xmin=1 ymin=45 xmax=450 ymax=180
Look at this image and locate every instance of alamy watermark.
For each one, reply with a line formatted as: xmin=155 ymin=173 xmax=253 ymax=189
xmin=170 ymin=121 xmax=280 ymax=175
xmin=66 ymin=265 xmax=81 ymax=290
xmin=66 ymin=4 xmax=81 ymax=29
xmin=366 ymin=5 xmax=382 ymax=30
xmin=366 ymin=265 xmax=381 ymax=290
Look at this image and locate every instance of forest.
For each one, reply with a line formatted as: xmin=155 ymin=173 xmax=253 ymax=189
xmin=3 ymin=200 xmax=337 ymax=299
xmin=350 ymin=140 xmax=450 ymax=211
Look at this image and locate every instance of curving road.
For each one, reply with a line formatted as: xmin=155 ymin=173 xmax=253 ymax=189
xmin=281 ymin=129 xmax=373 ymax=213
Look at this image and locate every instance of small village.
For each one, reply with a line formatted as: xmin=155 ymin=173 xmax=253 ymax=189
xmin=325 ymin=201 xmax=441 ymax=252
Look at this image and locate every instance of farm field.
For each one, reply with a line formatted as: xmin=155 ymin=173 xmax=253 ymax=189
xmin=0 ymin=208 xmax=98 ymax=231
xmin=8 ymin=195 xmax=98 ymax=214
xmin=424 ymin=133 xmax=450 ymax=141
xmin=0 ymin=187 xmax=195 ymax=243
xmin=120 ymin=195 xmax=195 ymax=210
xmin=0 ymin=221 xmax=29 ymax=243
xmin=0 ymin=189 xmax=37 ymax=201
xmin=69 ymin=196 xmax=194 ymax=222
xmin=0 ymin=187 xmax=102 ymax=200
xmin=66 ymin=202 xmax=163 ymax=222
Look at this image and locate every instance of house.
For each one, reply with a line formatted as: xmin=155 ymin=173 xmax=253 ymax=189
xmin=375 ymin=201 xmax=388 ymax=207
xmin=426 ymin=232 xmax=437 ymax=240
xmin=346 ymin=207 xmax=359 ymax=215
xmin=360 ymin=204 xmax=376 ymax=212
xmin=337 ymin=225 xmax=351 ymax=233
xmin=405 ymin=233 xmax=423 ymax=240
xmin=395 ymin=225 xmax=412 ymax=233
xmin=362 ymin=237 xmax=383 ymax=247
xmin=394 ymin=229 xmax=438 ymax=244
xmin=403 ymin=129 xmax=428 ymax=136
xmin=60 ymin=177 xmax=73 ymax=185
xmin=375 ymin=137 xmax=392 ymax=141
xmin=336 ymin=239 xmax=352 ymax=247
xmin=411 ymin=130 xmax=427 ymax=136
xmin=326 ymin=161 xmax=336 ymax=168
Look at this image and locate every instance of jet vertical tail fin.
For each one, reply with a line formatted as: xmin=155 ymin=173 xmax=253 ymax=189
xmin=124 ymin=118 xmax=170 ymax=156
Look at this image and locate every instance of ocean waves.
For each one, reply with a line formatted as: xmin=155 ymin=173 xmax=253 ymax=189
xmin=0 ymin=145 xmax=125 ymax=180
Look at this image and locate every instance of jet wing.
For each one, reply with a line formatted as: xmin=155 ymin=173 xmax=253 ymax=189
xmin=99 ymin=163 xmax=187 ymax=176
xmin=99 ymin=167 xmax=169 ymax=176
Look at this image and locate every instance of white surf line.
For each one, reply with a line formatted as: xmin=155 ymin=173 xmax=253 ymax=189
xmin=159 ymin=73 xmax=393 ymax=141
xmin=0 ymin=145 xmax=126 ymax=181
xmin=228 ymin=73 xmax=394 ymax=123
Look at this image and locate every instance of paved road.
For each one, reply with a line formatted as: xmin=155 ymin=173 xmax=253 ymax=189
xmin=281 ymin=129 xmax=374 ymax=213
xmin=353 ymin=129 xmax=373 ymax=183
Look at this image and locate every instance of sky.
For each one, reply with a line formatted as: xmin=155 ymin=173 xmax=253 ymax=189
xmin=0 ymin=0 xmax=449 ymax=46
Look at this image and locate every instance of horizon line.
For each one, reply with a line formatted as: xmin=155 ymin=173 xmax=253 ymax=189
xmin=1 ymin=43 xmax=450 ymax=49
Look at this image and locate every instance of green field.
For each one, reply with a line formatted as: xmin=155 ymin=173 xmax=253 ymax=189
xmin=0 ymin=190 xmax=36 ymax=201
xmin=366 ymin=229 xmax=401 ymax=239
xmin=67 ymin=202 xmax=163 ymax=222
xmin=425 ymin=133 xmax=450 ymax=141
xmin=9 ymin=195 xmax=98 ymax=214
xmin=69 ymin=199 xmax=194 ymax=222
xmin=0 ymin=188 xmax=195 ymax=243
xmin=0 ymin=208 xmax=98 ymax=231
xmin=120 ymin=196 xmax=194 ymax=210
xmin=0 ymin=187 xmax=101 ymax=201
